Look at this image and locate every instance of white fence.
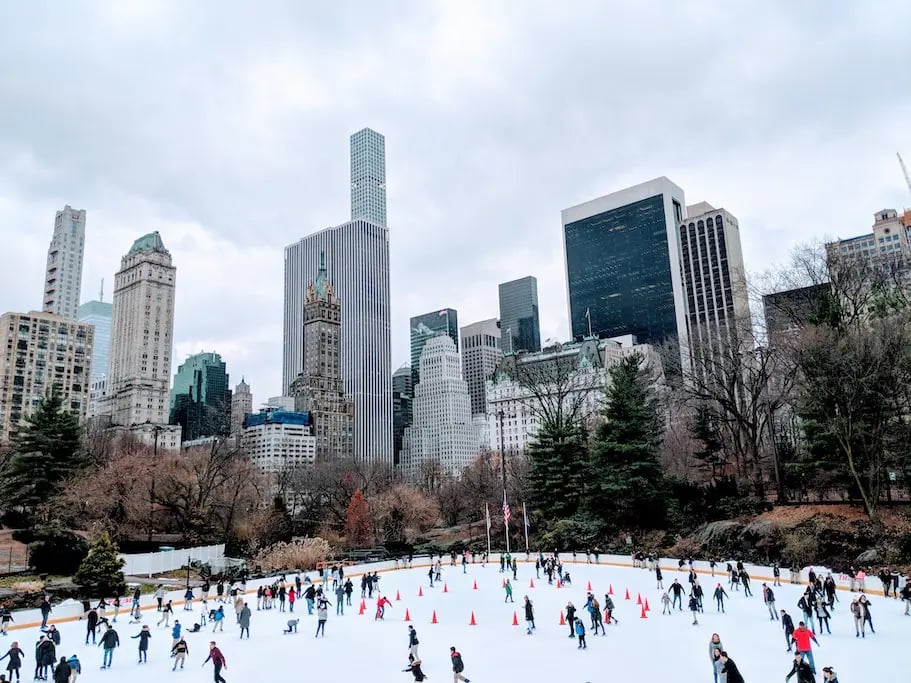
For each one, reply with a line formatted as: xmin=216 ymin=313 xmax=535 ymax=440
xmin=119 ymin=544 xmax=225 ymax=578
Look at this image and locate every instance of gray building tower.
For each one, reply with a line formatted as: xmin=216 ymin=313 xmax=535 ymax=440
xmin=409 ymin=308 xmax=458 ymax=386
xmin=498 ymin=277 xmax=541 ymax=354
xmin=43 ymin=205 xmax=86 ymax=320
xmin=460 ymin=318 xmax=501 ymax=417
xmin=230 ymin=377 xmax=253 ymax=436
xmin=283 ymin=129 xmax=392 ymax=463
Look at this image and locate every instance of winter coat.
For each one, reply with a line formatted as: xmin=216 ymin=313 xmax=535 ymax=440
xmin=239 ymin=607 xmax=251 ymax=628
xmin=786 ymin=659 xmax=815 ymax=683
xmin=782 ymin=613 xmax=795 ymax=634
xmin=206 ymin=647 xmax=226 ymax=667
xmin=763 ymin=586 xmax=775 ymax=603
xmin=709 ymin=638 xmax=724 ymax=662
xmin=132 ymin=630 xmax=152 ymax=650
xmin=1 ymin=646 xmax=24 ymax=669
xmin=46 ymin=628 xmax=60 ymax=646
xmin=87 ymin=610 xmax=98 ymax=628
xmin=450 ymin=651 xmax=464 ymax=672
xmin=37 ymin=640 xmax=56 ymax=666
xmin=172 ymin=640 xmax=189 ymax=656
xmin=574 ymin=620 xmax=585 ymax=636
xmin=566 ymin=605 xmax=576 ymax=622
xmin=317 ymin=602 xmax=329 ymax=620
xmin=100 ymin=628 xmax=120 ymax=649
xmin=53 ymin=660 xmax=70 ymax=683
xmin=722 ymin=657 xmax=745 ymax=683
xmin=524 ymin=601 xmax=534 ymax=621
xmin=65 ymin=656 xmax=80 ymax=674
xmin=171 ymin=623 xmax=181 ymax=639
xmin=408 ymin=629 xmax=419 ymax=647
xmin=406 ymin=660 xmax=427 ymax=681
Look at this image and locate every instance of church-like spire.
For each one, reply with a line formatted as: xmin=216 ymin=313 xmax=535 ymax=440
xmin=308 ymin=251 xmax=334 ymax=302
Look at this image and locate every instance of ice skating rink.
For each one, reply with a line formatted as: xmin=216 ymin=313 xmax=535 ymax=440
xmin=6 ymin=557 xmax=899 ymax=681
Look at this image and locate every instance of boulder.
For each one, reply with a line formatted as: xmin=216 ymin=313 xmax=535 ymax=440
xmin=855 ymin=548 xmax=879 ymax=564
xmin=693 ymin=521 xmax=744 ymax=547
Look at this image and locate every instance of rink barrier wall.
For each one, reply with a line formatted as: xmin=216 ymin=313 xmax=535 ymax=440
xmin=3 ymin=552 xmax=877 ymax=632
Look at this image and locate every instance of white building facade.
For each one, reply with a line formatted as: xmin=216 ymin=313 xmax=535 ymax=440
xmin=242 ymin=410 xmax=317 ymax=476
xmin=460 ymin=318 xmax=501 ymax=418
xmin=283 ymin=129 xmax=392 ymax=463
xmin=104 ymin=232 xmax=180 ymax=449
xmin=230 ymin=378 xmax=253 ymax=436
xmin=43 ymin=205 xmax=86 ymax=321
xmin=400 ymin=336 xmax=479 ymax=480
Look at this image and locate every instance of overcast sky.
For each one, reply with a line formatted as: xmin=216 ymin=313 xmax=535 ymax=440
xmin=1 ymin=1 xmax=910 ymax=404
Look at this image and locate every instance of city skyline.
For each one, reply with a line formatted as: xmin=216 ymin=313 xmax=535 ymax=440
xmin=0 ymin=3 xmax=909 ymax=402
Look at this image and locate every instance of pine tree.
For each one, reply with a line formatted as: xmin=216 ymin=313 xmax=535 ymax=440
xmin=344 ymin=490 xmax=373 ymax=547
xmin=0 ymin=387 xmax=84 ymax=520
xmin=527 ymin=422 xmax=589 ymax=519
xmin=588 ymin=354 xmax=666 ymax=530
xmin=73 ymin=533 xmax=126 ymax=595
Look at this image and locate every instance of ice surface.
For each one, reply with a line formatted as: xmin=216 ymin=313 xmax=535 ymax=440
xmin=4 ymin=557 xmax=901 ymax=681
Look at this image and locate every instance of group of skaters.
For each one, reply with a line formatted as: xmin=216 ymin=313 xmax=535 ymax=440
xmin=562 ymin=591 xmax=619 ymax=648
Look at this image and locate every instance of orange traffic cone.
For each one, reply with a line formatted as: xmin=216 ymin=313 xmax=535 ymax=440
xmin=418 ymin=586 xmax=424 ymax=597
xmin=473 ymin=580 xmax=478 ymax=590
xmin=645 ymin=598 xmax=650 ymax=611
xmin=640 ymin=606 xmax=648 ymax=619
xmin=587 ymin=580 xmax=592 ymax=591
xmin=529 ymin=579 xmax=535 ymax=588
xmin=431 ymin=610 xmax=438 ymax=624
xmin=556 ymin=579 xmax=562 ymax=589
xmin=395 ymin=590 xmax=401 ymax=601
xmin=443 ymin=583 xmax=448 ymax=593
xmin=502 ymin=578 xmax=506 ymax=588
xmin=358 ymin=601 xmax=365 ymax=615
xmin=404 ymin=608 xmax=411 ymax=622
xmin=512 ymin=611 xmax=519 ymax=626
xmin=625 ymin=588 xmax=630 ymax=600
xmin=609 ymin=584 xmax=614 ymax=595
xmin=559 ymin=611 xmax=566 ymax=625
xmin=469 ymin=611 xmax=477 ymax=626
xmin=636 ymin=593 xmax=642 ymax=605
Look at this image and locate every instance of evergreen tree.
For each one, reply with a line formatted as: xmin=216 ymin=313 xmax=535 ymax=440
xmin=527 ymin=423 xmax=589 ymax=519
xmin=73 ymin=533 xmax=126 ymax=595
xmin=588 ymin=354 xmax=666 ymax=530
xmin=0 ymin=387 xmax=84 ymax=519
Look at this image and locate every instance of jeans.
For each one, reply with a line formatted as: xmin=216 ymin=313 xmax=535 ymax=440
xmin=315 ymin=620 xmax=326 ymax=637
xmin=672 ymin=594 xmax=682 ymax=610
xmin=767 ymin=602 xmax=777 ymax=619
xmin=803 ymin=612 xmax=815 ymax=632
xmin=306 ymin=598 xmax=313 ymax=614
xmin=240 ymin=626 xmax=249 ymax=639
xmin=213 ymin=663 xmax=226 ymax=683
xmin=336 ymin=601 xmax=343 ymax=615
xmin=785 ymin=629 xmax=794 ymax=650
xmin=103 ymin=648 xmax=114 ymax=668
xmin=716 ymin=598 xmax=724 ymax=612
xmin=798 ymin=649 xmax=815 ymax=673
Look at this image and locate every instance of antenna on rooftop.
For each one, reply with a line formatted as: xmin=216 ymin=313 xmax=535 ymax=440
xmin=99 ymin=278 xmax=104 ymax=302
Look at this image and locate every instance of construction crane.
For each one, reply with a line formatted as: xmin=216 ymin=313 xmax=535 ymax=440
xmin=899 ymin=152 xmax=911 ymax=195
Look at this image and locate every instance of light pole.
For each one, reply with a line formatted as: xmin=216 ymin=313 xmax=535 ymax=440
xmin=148 ymin=424 xmax=163 ymax=544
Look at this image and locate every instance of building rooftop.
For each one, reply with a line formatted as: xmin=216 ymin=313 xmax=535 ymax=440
xmin=127 ymin=231 xmax=168 ymax=255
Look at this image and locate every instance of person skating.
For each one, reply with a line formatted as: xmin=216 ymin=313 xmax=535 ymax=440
xmin=791 ymin=621 xmax=819 ymax=674
xmin=523 ymin=597 xmax=535 ymax=635
xmin=785 ymin=652 xmax=815 ymax=683
xmin=84 ymin=608 xmax=99 ymax=645
xmin=158 ymin=600 xmax=174 ymax=628
xmin=202 ymin=642 xmax=226 ymax=683
xmin=781 ymin=609 xmax=795 ymax=651
xmin=821 ymin=666 xmax=838 ymax=683
xmin=65 ymin=654 xmax=80 ymax=683
xmin=44 ymin=627 xmax=59 ymax=648
xmin=574 ymin=620 xmax=586 ymax=649
xmin=171 ymin=637 xmax=188 ymax=671
xmin=404 ymin=625 xmax=420 ymax=660
xmin=375 ymin=595 xmax=393 ymax=620
xmin=344 ymin=579 xmax=354 ymax=607
xmin=661 ymin=592 xmax=672 ymax=615
xmin=183 ymin=588 xmax=194 ymax=612
xmin=689 ymin=594 xmax=700 ymax=625
xmin=603 ymin=594 xmax=618 ymax=624
xmin=403 ymin=657 xmax=427 ymax=682
xmin=98 ymin=625 xmax=119 ymax=670
xmin=565 ymin=602 xmax=576 ymax=637
xmin=740 ymin=569 xmax=752 ymax=597
xmin=814 ymin=601 xmax=831 ymax=635
xmin=714 ymin=583 xmax=729 ymax=613
xmin=283 ymin=619 xmax=299 ymax=634
xmin=669 ymin=580 xmax=684 ymax=611
xmin=858 ymin=594 xmax=874 ymax=633
xmin=711 ymin=647 xmax=724 ymax=683
xmin=0 ymin=641 xmax=24 ymax=682
xmin=236 ymin=603 xmax=250 ymax=639
xmin=504 ymin=579 xmax=514 ymax=603
xmin=171 ymin=621 xmax=182 ymax=649
xmin=36 ymin=634 xmax=55 ymax=680
xmin=131 ymin=625 xmax=151 ymax=663
xmin=655 ymin=565 xmax=664 ymax=589
xmin=719 ymin=651 xmax=744 ymax=683
xmin=334 ymin=583 xmax=345 ymax=616
xmin=773 ymin=562 xmax=782 ymax=587
xmin=450 ymin=646 xmax=470 ymax=682
xmin=51 ymin=657 xmax=69 ymax=683
xmin=315 ymin=597 xmax=330 ymax=637
xmin=708 ymin=634 xmax=724 ymax=683
xmin=39 ymin=599 xmax=52 ymax=631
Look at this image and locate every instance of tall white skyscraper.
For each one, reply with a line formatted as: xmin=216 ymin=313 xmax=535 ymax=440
xmin=283 ymin=129 xmax=392 ymax=462
xmin=350 ymin=127 xmax=387 ymax=227
xmin=43 ymin=205 xmax=86 ymax=320
xmin=230 ymin=377 xmax=253 ymax=436
xmin=77 ymin=299 xmax=113 ymax=383
xmin=459 ymin=318 xmax=501 ymax=417
xmin=401 ymin=336 xmax=478 ymax=479
xmin=105 ymin=232 xmax=180 ymax=449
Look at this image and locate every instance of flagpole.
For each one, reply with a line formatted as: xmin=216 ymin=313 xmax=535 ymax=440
xmin=503 ymin=489 xmax=510 ymax=554
xmin=523 ymin=502 xmax=529 ymax=553
xmin=485 ymin=503 xmax=491 ymax=559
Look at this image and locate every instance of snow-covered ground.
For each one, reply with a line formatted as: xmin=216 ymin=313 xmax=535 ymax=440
xmin=5 ymin=558 xmax=903 ymax=681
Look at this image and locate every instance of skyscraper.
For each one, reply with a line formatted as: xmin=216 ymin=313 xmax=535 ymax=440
xmin=562 ymin=177 xmax=687 ymax=356
xmin=392 ymin=365 xmax=413 ymax=465
xmin=409 ymin=308 xmax=458 ymax=386
xmin=459 ymin=318 xmax=501 ymax=416
xmin=498 ymin=277 xmax=541 ymax=353
xmin=105 ymin=231 xmax=180 ymax=449
xmin=77 ymin=299 xmax=112 ymax=383
xmin=230 ymin=378 xmax=253 ymax=436
xmin=43 ymin=205 xmax=86 ymax=321
xmin=0 ymin=311 xmax=94 ymax=443
xmin=169 ymin=352 xmax=231 ymax=441
xmin=289 ymin=253 xmax=354 ymax=461
xmin=678 ymin=202 xmax=751 ymax=377
xmin=400 ymin=336 xmax=478 ymax=480
xmin=350 ymin=127 xmax=387 ymax=227
xmin=283 ymin=129 xmax=392 ymax=462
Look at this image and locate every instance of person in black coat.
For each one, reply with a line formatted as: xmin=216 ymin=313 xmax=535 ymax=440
xmin=403 ymin=657 xmax=427 ymax=682
xmin=51 ymin=658 xmax=69 ymax=683
xmin=719 ymin=651 xmax=745 ymax=683
xmin=85 ymin=608 xmax=99 ymax=645
xmin=35 ymin=636 xmax=55 ymax=681
xmin=785 ymin=652 xmax=815 ymax=683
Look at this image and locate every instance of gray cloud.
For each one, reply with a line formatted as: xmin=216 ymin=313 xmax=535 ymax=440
xmin=1 ymin=0 xmax=910 ymax=400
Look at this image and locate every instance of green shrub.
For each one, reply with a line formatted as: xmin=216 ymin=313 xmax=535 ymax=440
xmin=27 ymin=526 xmax=88 ymax=575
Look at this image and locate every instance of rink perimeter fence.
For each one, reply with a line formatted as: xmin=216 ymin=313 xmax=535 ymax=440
xmin=119 ymin=543 xmax=225 ymax=577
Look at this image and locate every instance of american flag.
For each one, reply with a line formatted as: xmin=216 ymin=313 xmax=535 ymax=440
xmin=438 ymin=310 xmax=448 ymax=317
xmin=502 ymin=492 xmax=511 ymax=526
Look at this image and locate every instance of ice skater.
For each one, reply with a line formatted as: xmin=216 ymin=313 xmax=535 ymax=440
xmin=407 ymin=626 xmax=419 ymax=660
xmin=171 ymin=638 xmax=188 ymax=671
xmin=315 ymin=597 xmax=330 ymax=637
xmin=202 ymin=642 xmax=226 ymax=683
xmin=449 ymin=646 xmax=471 ymax=682
xmin=713 ymin=583 xmax=728 ymax=613
xmin=762 ymin=583 xmax=778 ymax=620
xmin=523 ymin=597 xmax=535 ymax=634
xmin=130 ymin=625 xmax=151 ymax=663
xmin=403 ymin=657 xmax=427 ymax=681
xmin=785 ymin=652 xmax=814 ymax=683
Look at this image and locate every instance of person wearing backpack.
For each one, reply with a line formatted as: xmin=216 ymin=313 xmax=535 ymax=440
xmin=449 ymin=646 xmax=471 ymax=682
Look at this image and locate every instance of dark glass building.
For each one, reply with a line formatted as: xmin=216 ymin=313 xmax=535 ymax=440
xmin=562 ymin=178 xmax=686 ymax=350
xmin=392 ymin=365 xmax=413 ymax=466
xmin=169 ymin=352 xmax=231 ymax=441
xmin=409 ymin=308 xmax=458 ymax=386
xmin=498 ymin=276 xmax=541 ymax=353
